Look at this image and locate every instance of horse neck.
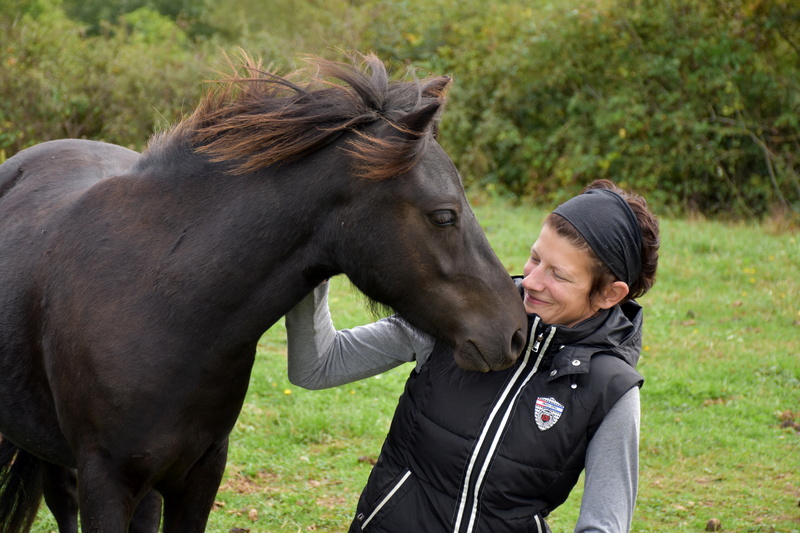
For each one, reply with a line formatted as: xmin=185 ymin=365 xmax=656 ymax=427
xmin=138 ymin=149 xmax=348 ymax=327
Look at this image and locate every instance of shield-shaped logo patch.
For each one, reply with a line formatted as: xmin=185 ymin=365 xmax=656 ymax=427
xmin=534 ymin=397 xmax=564 ymax=431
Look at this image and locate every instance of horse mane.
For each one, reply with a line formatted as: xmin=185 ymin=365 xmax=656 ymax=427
xmin=146 ymin=53 xmax=452 ymax=180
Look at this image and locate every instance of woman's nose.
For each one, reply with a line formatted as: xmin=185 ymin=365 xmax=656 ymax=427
xmin=522 ymin=265 xmax=544 ymax=291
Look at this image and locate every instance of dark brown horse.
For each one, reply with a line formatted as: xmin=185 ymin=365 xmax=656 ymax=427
xmin=0 ymin=54 xmax=527 ymax=532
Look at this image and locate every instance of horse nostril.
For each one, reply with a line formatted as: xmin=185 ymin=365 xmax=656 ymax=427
xmin=510 ymin=327 xmax=526 ymax=360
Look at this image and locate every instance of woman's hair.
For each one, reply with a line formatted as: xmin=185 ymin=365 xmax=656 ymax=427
xmin=546 ymin=179 xmax=660 ymax=304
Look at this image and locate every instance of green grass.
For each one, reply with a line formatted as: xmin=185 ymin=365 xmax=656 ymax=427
xmin=31 ymin=199 xmax=799 ymax=532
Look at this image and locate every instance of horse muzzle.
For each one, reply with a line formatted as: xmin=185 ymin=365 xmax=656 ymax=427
xmin=454 ymin=327 xmax=526 ymax=372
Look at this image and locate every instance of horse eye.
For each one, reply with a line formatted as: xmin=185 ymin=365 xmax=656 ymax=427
xmin=431 ymin=210 xmax=457 ymax=227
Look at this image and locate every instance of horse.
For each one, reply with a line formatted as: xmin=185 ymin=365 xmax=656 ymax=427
xmin=0 ymin=53 xmax=528 ymax=532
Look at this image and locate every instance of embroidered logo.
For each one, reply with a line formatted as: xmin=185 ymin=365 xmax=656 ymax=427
xmin=535 ymin=397 xmax=564 ymax=431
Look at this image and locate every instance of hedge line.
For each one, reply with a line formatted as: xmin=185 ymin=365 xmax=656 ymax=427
xmin=1 ymin=0 xmax=798 ymax=218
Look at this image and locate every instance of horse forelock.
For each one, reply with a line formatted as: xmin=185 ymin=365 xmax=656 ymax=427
xmin=147 ymin=53 xmax=452 ymax=179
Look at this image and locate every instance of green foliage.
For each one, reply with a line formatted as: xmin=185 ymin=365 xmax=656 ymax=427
xmin=61 ymin=0 xmax=215 ymax=39
xmin=0 ymin=1 xmax=211 ymax=155
xmin=1 ymin=0 xmax=798 ymax=218
xmin=355 ymin=0 xmax=800 ymax=218
xmin=0 ymin=0 xmax=59 ymax=18
xmin=204 ymin=0 xmax=365 ymax=57
xmin=351 ymin=0 xmax=785 ymax=219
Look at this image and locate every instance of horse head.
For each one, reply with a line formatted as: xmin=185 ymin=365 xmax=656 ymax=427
xmin=327 ymin=74 xmax=528 ymax=371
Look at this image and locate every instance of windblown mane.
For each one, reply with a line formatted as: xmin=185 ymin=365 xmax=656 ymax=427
xmin=146 ymin=53 xmax=451 ymax=180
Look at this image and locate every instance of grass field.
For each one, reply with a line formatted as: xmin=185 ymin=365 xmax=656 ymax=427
xmin=32 ymin=199 xmax=799 ymax=532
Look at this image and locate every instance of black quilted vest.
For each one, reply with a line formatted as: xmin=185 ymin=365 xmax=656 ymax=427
xmin=350 ymin=296 xmax=644 ymax=533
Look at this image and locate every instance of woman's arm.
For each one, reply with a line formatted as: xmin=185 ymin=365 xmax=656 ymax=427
xmin=574 ymin=386 xmax=640 ymax=533
xmin=285 ymin=282 xmax=435 ymax=390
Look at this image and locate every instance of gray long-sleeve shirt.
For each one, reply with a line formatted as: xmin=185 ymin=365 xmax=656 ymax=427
xmin=285 ymin=283 xmax=640 ymax=533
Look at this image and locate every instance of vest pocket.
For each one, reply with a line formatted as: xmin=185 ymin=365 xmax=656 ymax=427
xmin=356 ymin=468 xmax=414 ymax=531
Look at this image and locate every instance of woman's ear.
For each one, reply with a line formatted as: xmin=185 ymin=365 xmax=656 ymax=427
xmin=596 ymin=281 xmax=630 ymax=310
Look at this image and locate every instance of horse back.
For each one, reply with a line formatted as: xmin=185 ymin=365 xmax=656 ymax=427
xmin=0 ymin=139 xmax=139 ymax=202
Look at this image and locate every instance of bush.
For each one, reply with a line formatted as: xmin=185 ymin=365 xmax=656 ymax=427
xmin=1 ymin=0 xmax=797 ymax=218
xmin=61 ymin=0 xmax=216 ymax=40
xmin=0 ymin=0 xmax=211 ymax=155
xmin=0 ymin=0 xmax=360 ymax=157
xmin=356 ymin=0 xmax=800 ymax=217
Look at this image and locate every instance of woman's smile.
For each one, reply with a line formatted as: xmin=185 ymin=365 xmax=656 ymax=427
xmin=524 ymin=291 xmax=549 ymax=308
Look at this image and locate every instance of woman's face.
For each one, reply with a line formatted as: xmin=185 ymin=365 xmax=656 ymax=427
xmin=521 ymin=222 xmax=602 ymax=327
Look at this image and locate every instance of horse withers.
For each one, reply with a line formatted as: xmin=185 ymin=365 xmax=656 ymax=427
xmin=0 ymin=54 xmax=527 ymax=532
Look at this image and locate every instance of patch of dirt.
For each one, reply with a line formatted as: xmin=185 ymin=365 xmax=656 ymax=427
xmin=777 ymin=410 xmax=800 ymax=432
xmin=219 ymin=470 xmax=283 ymax=495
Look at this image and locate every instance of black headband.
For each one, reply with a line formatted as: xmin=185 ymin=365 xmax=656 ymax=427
xmin=552 ymin=188 xmax=642 ymax=286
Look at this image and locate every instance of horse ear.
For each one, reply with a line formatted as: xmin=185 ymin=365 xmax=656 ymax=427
xmin=396 ymin=101 xmax=441 ymax=137
xmin=421 ymin=75 xmax=451 ymax=99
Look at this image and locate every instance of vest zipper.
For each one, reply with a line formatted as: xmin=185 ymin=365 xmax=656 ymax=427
xmin=531 ymin=332 xmax=544 ymax=353
xmin=453 ymin=321 xmax=557 ymax=533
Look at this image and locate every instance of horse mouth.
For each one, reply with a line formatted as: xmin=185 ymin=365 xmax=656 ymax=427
xmin=455 ymin=341 xmax=514 ymax=373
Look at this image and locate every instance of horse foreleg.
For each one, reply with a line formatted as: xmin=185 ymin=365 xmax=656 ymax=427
xmin=129 ymin=490 xmax=162 ymax=533
xmin=75 ymin=454 xmax=140 ymax=533
xmin=161 ymin=439 xmax=228 ymax=533
xmin=43 ymin=462 xmax=161 ymax=533
xmin=41 ymin=463 xmax=78 ymax=533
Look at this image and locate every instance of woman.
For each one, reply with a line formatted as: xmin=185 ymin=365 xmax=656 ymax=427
xmin=286 ymin=179 xmax=660 ymax=533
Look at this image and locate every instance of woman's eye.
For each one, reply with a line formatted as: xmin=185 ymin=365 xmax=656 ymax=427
xmin=553 ymin=271 xmax=567 ymax=282
xmin=431 ymin=210 xmax=456 ymax=227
